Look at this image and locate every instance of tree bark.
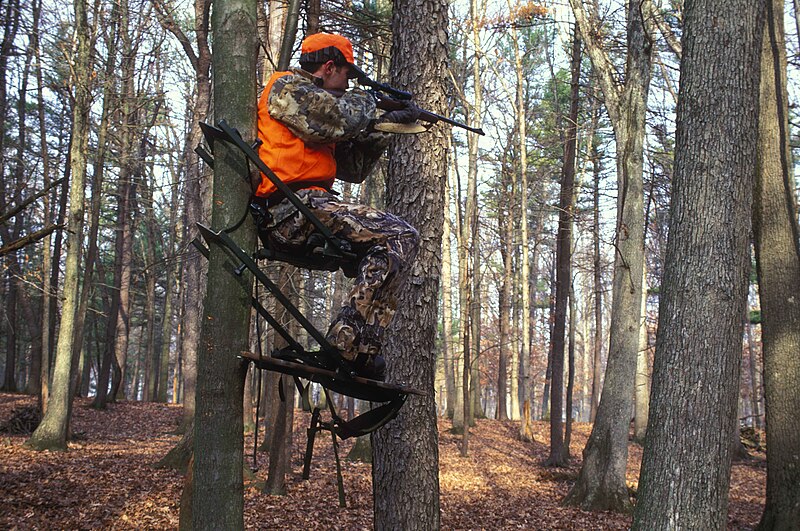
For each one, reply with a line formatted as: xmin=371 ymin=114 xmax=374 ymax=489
xmin=371 ymin=0 xmax=447 ymax=525
xmin=754 ymin=0 xmax=800 ymax=526
xmin=632 ymin=0 xmax=764 ymax=527
xmin=188 ymin=0 xmax=257 ymax=524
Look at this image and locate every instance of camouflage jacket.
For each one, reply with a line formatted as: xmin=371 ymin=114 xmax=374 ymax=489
xmin=268 ymin=69 xmax=391 ymax=184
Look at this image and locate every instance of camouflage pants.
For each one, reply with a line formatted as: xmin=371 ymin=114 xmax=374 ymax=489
xmin=267 ymin=189 xmax=419 ymax=362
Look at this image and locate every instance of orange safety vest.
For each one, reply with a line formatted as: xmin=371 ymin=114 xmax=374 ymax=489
xmin=255 ymin=71 xmax=336 ymax=198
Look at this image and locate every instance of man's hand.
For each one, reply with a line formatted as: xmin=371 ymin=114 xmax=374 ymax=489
xmin=381 ymin=101 xmax=421 ymax=124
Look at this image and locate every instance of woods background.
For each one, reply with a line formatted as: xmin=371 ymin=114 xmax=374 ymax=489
xmin=1 ymin=0 xmax=780 ymax=434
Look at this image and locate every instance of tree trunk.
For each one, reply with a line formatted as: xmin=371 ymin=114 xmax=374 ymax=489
xmin=590 ymin=141 xmax=602 ymax=423
xmin=3 ymin=264 xmax=18 ymax=392
xmin=264 ymin=264 xmax=297 ymax=494
xmin=633 ymin=259 xmax=650 ymax=444
xmin=143 ymin=175 xmax=159 ymax=402
xmin=510 ymin=8 xmax=533 ymax=443
xmin=632 ymin=0 xmax=763 ymax=527
xmin=188 ymin=0 xmax=257 ymax=524
xmin=265 ymin=374 xmax=295 ymax=495
xmin=467 ymin=0 xmax=483 ymax=422
xmin=71 ymin=0 xmax=116 ymax=405
xmin=28 ymin=0 xmax=49 ymax=398
xmin=371 ymin=0 xmax=447 ymax=525
xmin=546 ymin=27 xmax=580 ymax=467
xmin=152 ymin=0 xmax=213 ymax=434
xmin=564 ymin=280 xmax=576 ymax=453
xmin=497 ymin=159 xmax=513 ymax=421
xmin=110 ymin=0 xmax=139 ymax=401
xmin=441 ymin=171 xmax=456 ymax=419
xmin=25 ymin=0 xmax=91 ymax=451
xmin=744 ymin=311 xmax=762 ymax=429
xmin=109 ymin=169 xmax=134 ymax=402
xmin=754 ymin=0 xmax=800 ymax=526
xmin=563 ymin=0 xmax=652 ymax=512
xmin=157 ymin=160 xmax=180 ymax=403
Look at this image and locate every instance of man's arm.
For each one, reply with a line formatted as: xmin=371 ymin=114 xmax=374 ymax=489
xmin=335 ymin=131 xmax=391 ymax=183
xmin=268 ymin=73 xmax=379 ymax=144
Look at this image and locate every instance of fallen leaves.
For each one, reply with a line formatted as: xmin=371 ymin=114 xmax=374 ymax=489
xmin=0 ymin=393 xmax=766 ymax=529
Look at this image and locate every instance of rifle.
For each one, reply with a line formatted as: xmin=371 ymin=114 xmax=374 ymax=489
xmin=357 ymin=75 xmax=485 ymax=136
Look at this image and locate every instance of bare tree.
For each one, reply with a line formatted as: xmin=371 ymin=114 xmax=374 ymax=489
xmin=562 ymin=0 xmax=653 ymax=511
xmin=546 ymin=25 xmax=581 ymax=467
xmin=26 ymin=0 xmax=93 ymax=451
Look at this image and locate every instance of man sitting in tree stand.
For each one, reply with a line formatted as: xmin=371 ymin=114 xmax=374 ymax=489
xmin=253 ymin=33 xmax=420 ymax=381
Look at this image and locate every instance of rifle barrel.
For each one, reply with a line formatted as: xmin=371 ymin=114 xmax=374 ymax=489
xmin=418 ymin=110 xmax=485 ymax=136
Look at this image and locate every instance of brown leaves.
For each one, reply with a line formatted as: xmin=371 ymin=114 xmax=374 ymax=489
xmin=0 ymin=393 xmax=765 ymax=529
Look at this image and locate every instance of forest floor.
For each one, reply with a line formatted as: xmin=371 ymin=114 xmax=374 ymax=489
xmin=0 ymin=392 xmax=766 ymax=530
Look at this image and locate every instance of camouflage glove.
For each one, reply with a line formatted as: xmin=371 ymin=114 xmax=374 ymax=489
xmin=380 ymin=101 xmax=421 ymax=124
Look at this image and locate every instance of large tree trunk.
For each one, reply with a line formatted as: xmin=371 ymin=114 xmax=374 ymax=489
xmin=562 ymin=0 xmax=652 ymax=512
xmin=25 ymin=0 xmax=91 ymax=451
xmin=371 ymin=0 xmax=447 ymax=525
xmin=754 ymin=0 xmax=800 ymax=526
xmin=187 ymin=0 xmax=257 ymax=524
xmin=632 ymin=0 xmax=764 ymax=527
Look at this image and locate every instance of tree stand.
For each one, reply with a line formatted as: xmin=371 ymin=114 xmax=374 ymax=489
xmin=192 ymin=120 xmax=424 ymax=503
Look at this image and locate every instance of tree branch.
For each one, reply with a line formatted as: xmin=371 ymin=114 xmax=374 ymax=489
xmin=645 ymin=0 xmax=682 ymax=59
xmin=0 ymin=177 xmax=65 ymax=226
xmin=149 ymin=0 xmax=199 ymax=72
xmin=0 ymin=224 xmax=64 ymax=257
xmin=568 ymin=0 xmax=623 ymax=126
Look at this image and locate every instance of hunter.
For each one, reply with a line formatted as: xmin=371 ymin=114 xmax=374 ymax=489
xmin=254 ymin=33 xmax=420 ymax=381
